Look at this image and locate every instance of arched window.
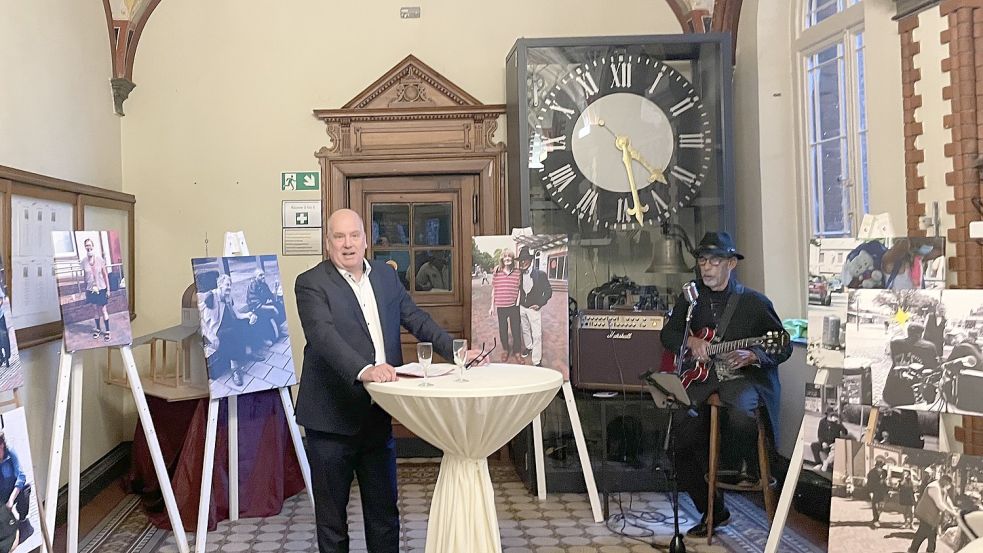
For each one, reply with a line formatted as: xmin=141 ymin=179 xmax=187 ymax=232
xmin=798 ymin=0 xmax=868 ymax=237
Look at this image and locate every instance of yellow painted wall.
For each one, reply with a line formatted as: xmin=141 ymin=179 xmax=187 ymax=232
xmin=120 ymin=0 xmax=683 ymax=363
xmin=0 ymin=0 xmax=133 ymax=490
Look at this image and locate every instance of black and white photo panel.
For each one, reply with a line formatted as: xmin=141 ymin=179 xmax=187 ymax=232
xmin=801 ymin=384 xmax=939 ymax=479
xmin=192 ymin=255 xmax=297 ymax=398
xmin=845 ymin=289 xmax=983 ymax=414
xmin=830 ymin=438 xmax=981 ymax=552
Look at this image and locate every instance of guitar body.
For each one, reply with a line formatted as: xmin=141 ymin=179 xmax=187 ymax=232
xmin=659 ymin=327 xmax=788 ymax=391
xmin=660 ymin=327 xmax=718 ymax=388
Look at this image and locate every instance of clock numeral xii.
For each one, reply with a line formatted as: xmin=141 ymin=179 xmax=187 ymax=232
xmin=610 ymin=58 xmax=632 ymax=89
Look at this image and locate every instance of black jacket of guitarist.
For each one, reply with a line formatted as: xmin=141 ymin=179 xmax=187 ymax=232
xmin=660 ymin=278 xmax=792 ymax=439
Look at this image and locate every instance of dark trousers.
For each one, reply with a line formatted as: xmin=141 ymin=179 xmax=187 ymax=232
xmin=305 ymin=426 xmax=399 ymax=553
xmin=496 ymin=306 xmax=522 ymax=355
xmin=871 ymin=495 xmax=884 ymax=522
xmin=671 ymin=382 xmax=763 ymax=517
xmin=810 ymin=441 xmax=828 ymax=464
xmin=14 ymin=484 xmax=28 ymax=522
xmin=909 ymin=519 xmax=937 ymax=551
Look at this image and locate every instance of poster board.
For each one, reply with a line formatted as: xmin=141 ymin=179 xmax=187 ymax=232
xmin=51 ymin=231 xmax=132 ymax=352
xmin=191 ymin=255 xmax=297 ymax=398
xmin=471 ymin=234 xmax=569 ymax=379
xmin=845 ymin=289 xmax=983 ymax=414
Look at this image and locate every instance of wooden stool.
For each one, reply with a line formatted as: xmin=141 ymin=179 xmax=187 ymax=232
xmin=706 ymin=393 xmax=776 ymax=545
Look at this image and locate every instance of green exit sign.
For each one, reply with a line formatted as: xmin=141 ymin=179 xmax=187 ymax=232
xmin=281 ymin=171 xmax=320 ymax=191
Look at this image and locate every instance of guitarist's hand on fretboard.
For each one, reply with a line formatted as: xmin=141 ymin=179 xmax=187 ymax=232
xmin=687 ymin=336 xmax=712 ymax=361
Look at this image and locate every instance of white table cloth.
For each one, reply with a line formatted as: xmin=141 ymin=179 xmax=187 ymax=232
xmin=366 ymin=363 xmax=562 ymax=553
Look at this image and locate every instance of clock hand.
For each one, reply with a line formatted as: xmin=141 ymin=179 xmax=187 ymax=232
xmin=627 ymin=145 xmax=668 ymax=184
xmin=596 ymin=119 xmax=668 ymax=185
xmin=615 ymin=136 xmax=649 ymax=225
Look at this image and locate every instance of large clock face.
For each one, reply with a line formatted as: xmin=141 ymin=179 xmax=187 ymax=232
xmin=531 ymin=54 xmax=713 ymax=230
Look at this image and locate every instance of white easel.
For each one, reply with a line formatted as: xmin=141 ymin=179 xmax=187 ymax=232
xmin=44 ymin=344 xmax=189 ymax=553
xmin=193 ymin=232 xmax=314 ymax=553
xmin=506 ymin=227 xmax=602 ymax=523
xmin=765 ymin=213 xmax=897 ymax=552
xmin=531 ymin=383 xmax=604 ymax=523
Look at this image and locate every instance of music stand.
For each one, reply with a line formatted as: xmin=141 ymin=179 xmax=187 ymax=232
xmin=646 ymin=372 xmax=694 ymax=553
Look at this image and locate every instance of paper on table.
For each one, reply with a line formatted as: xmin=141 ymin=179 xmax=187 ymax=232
xmin=396 ymin=362 xmax=456 ymax=378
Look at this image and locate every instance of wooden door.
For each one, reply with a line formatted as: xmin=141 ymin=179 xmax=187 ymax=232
xmin=350 ymin=174 xmax=476 ymax=362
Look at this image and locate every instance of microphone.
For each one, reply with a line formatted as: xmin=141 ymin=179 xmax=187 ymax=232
xmin=682 ymin=281 xmax=699 ymax=304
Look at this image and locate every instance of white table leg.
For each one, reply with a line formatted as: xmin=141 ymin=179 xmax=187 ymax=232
xmin=195 ymin=399 xmax=220 ymax=553
xmin=279 ymin=387 xmax=315 ymax=511
xmin=425 ymin=454 xmax=501 ymax=553
xmin=531 ymin=414 xmax=547 ymax=500
xmin=66 ymin=350 xmax=84 ymax=553
xmin=120 ymin=347 xmax=191 ymax=553
xmin=229 ymin=396 xmax=239 ymax=522
xmin=44 ymin=347 xmax=74 ymax=548
xmin=561 ymin=382 xmax=603 ymax=523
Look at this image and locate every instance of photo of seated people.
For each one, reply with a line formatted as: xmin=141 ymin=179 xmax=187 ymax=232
xmin=52 ymin=230 xmax=132 ymax=352
xmin=803 ymin=384 xmax=939 ymax=478
xmin=192 ymin=255 xmax=296 ymax=398
xmin=0 ymin=259 xmax=23 ymax=393
xmin=0 ymin=407 xmax=42 ymax=553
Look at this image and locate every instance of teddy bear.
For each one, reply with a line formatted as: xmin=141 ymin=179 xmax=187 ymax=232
xmin=842 ymin=243 xmax=885 ymax=289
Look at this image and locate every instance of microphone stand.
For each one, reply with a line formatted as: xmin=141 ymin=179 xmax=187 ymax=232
xmin=665 ymin=297 xmax=698 ymax=553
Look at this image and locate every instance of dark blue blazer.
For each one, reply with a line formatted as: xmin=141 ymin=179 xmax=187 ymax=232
xmin=294 ymin=259 xmax=453 ymax=435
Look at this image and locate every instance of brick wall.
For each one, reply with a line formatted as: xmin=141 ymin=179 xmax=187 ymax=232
xmin=901 ymin=15 xmax=929 ymax=238
xmin=940 ymin=0 xmax=983 ymax=287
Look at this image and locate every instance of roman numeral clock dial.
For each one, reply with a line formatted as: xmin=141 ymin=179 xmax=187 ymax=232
xmin=532 ymin=55 xmax=713 ymax=230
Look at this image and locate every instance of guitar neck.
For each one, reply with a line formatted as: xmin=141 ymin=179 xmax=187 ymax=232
xmin=707 ymin=336 xmax=761 ymax=357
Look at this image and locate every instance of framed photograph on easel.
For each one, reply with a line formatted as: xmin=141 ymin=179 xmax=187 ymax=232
xmin=51 ymin=230 xmax=132 ymax=352
xmin=0 ymin=407 xmax=42 ymax=553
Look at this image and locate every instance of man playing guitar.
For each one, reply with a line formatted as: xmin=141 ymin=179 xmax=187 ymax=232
xmin=660 ymin=232 xmax=792 ymax=537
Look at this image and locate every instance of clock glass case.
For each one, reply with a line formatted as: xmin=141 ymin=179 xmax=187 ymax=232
xmin=506 ymin=35 xmax=735 ymax=308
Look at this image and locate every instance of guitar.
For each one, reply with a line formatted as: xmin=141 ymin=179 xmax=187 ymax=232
xmin=661 ymin=328 xmax=790 ymax=389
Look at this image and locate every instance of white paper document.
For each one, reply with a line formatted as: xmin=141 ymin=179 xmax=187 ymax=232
xmin=396 ymin=362 xmax=456 ymax=378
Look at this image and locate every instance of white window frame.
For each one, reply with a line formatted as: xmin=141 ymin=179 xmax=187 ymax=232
xmin=795 ymin=1 xmax=868 ymax=238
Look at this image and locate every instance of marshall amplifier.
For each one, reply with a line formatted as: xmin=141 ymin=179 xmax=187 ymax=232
xmin=573 ymin=310 xmax=667 ymax=392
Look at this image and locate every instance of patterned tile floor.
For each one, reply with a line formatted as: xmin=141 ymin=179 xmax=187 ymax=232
xmin=147 ymin=460 xmax=821 ymax=553
xmin=209 ymin=327 xmax=295 ymax=397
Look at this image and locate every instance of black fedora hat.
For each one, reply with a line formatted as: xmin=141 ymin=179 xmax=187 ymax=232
xmin=694 ymin=232 xmax=744 ymax=260
xmin=517 ymin=246 xmax=534 ymax=261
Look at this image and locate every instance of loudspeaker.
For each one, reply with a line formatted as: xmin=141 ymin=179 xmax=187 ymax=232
xmin=573 ymin=310 xmax=666 ymax=392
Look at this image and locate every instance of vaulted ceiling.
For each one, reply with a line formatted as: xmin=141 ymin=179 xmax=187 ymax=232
xmin=101 ymin=0 xmax=741 ymax=115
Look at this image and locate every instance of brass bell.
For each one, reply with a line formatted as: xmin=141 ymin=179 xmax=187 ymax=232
xmin=646 ymin=236 xmax=690 ymax=274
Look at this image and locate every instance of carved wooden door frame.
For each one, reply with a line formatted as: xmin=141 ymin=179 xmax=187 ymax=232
xmin=314 ymin=55 xmax=507 ymax=244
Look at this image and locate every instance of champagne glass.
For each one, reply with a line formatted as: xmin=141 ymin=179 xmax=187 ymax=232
xmin=417 ymin=342 xmax=433 ymax=387
xmin=453 ymin=339 xmax=469 ymax=382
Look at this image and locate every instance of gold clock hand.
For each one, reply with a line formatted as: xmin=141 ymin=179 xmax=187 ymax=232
xmin=615 ymin=136 xmax=649 ymax=225
xmin=627 ymin=145 xmax=668 ymax=184
xmin=596 ymin=118 xmax=668 ymax=185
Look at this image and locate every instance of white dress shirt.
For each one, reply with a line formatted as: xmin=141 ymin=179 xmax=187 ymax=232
xmin=335 ymin=260 xmax=386 ymax=378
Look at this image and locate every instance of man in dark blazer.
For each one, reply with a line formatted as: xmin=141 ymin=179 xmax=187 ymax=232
xmin=295 ymin=208 xmax=477 ymax=553
xmin=516 ymin=246 xmax=552 ymax=367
